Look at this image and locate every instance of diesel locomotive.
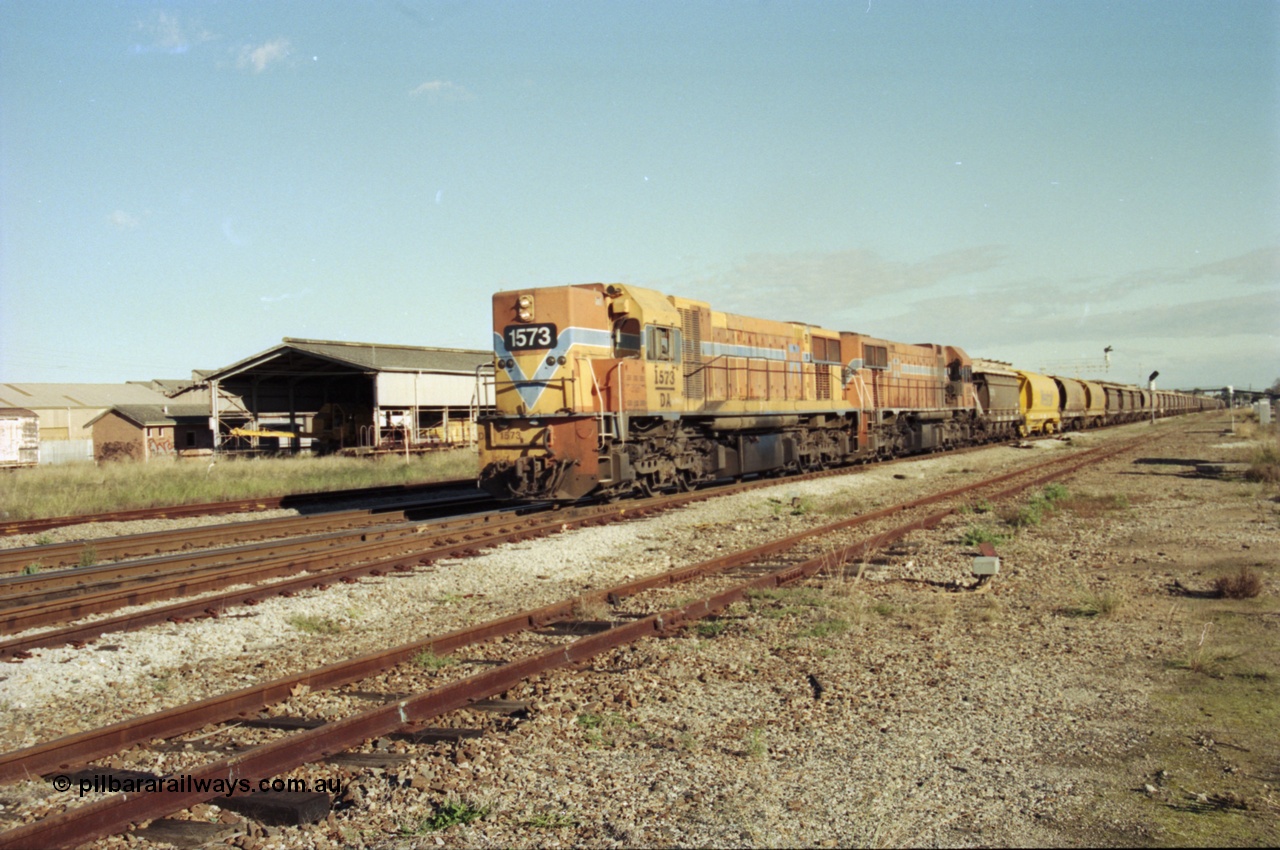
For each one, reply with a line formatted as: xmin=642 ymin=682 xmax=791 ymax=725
xmin=477 ymin=283 xmax=1219 ymax=501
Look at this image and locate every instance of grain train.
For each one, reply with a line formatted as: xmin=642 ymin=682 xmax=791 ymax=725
xmin=477 ymin=283 xmax=1220 ymax=501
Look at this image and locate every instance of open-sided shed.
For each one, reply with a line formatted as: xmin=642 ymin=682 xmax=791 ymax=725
xmin=203 ymin=338 xmax=493 ymax=454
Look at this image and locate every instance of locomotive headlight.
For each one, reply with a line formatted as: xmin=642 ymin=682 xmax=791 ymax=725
xmin=546 ymin=356 xmax=556 ymax=367
xmin=557 ymin=356 xmax=567 ymax=365
xmin=517 ymin=294 xmax=535 ymax=322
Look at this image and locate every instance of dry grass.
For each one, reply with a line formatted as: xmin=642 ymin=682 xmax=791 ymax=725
xmin=1244 ymin=437 xmax=1280 ymax=485
xmin=0 ymin=450 xmax=477 ymax=520
xmin=1212 ymin=567 xmax=1265 ymax=600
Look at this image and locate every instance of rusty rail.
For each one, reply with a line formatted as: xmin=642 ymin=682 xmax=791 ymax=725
xmin=0 ymin=478 xmax=480 ymax=538
xmin=0 ymin=436 xmax=1144 ymax=848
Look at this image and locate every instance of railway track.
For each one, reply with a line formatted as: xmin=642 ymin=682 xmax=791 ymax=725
xmin=0 ymin=435 xmax=1091 ymax=658
xmin=0 ymin=488 xmax=492 ymax=574
xmin=0 ymin=435 xmax=1144 ymax=849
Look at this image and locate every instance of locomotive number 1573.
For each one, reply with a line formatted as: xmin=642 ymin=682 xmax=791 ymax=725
xmin=503 ymin=323 xmax=557 ymax=351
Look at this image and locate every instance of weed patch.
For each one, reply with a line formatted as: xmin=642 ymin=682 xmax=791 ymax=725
xmin=404 ymin=799 xmax=489 ymax=833
xmin=286 ymin=614 xmax=345 ymax=635
xmin=1244 ymin=439 xmax=1280 ymax=484
xmin=798 ymin=617 xmax=849 ymax=639
xmin=576 ymin=712 xmax=635 ymax=748
xmin=1213 ymin=567 xmax=1264 ymax=600
xmin=524 ymin=811 xmax=576 ymax=829
xmin=1060 ymin=587 xmax=1124 ymax=619
xmin=412 ymin=649 xmax=456 ymax=670
xmin=961 ymin=525 xmax=1006 ymax=547
xmin=77 ymin=544 xmax=98 ymax=568
xmin=695 ymin=618 xmax=729 ymax=638
xmin=767 ymin=495 xmax=814 ymax=516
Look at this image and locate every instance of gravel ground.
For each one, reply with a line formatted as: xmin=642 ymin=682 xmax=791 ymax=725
xmin=1 ymin=414 xmax=1276 ymax=848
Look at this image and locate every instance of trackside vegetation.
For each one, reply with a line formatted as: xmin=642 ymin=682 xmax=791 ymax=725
xmin=0 ymin=450 xmax=478 ymax=521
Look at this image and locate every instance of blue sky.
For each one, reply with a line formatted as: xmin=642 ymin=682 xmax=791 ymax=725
xmin=2 ymin=0 xmax=1276 ymax=390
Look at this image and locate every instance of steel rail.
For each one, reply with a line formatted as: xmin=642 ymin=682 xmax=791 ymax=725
xmin=0 ymin=437 xmax=1136 ymax=784
xmin=0 ymin=436 xmax=1120 ymax=650
xmin=0 ymin=491 xmax=494 ymax=574
xmin=0 ymin=503 xmax=602 ymax=636
xmin=0 ymin=499 xmax=511 ymax=603
xmin=0 ymin=433 xmax=1146 ymax=850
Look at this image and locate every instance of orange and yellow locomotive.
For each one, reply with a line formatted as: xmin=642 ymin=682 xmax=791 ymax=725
xmin=477 ymin=283 xmax=980 ymax=500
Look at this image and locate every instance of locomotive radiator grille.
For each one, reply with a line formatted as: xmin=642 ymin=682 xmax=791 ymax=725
xmin=680 ymin=307 xmax=704 ymax=402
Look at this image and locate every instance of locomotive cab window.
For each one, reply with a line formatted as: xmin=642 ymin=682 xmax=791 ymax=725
xmin=646 ymin=325 xmax=678 ymax=362
xmin=864 ymin=344 xmax=889 ymax=370
xmin=613 ymin=318 xmax=642 ymax=358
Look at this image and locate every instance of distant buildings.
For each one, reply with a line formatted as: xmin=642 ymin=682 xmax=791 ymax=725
xmin=2 ymin=338 xmax=494 ymax=464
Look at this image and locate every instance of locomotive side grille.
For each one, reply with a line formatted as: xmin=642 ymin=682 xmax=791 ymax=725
xmin=680 ymin=307 xmax=704 ymax=401
xmin=816 ymin=367 xmax=831 ymax=400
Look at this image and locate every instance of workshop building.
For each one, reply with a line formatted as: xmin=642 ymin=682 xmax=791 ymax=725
xmin=203 ymin=338 xmax=494 ymax=455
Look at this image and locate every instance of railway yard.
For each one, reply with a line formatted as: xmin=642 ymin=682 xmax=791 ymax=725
xmin=0 ymin=413 xmax=1276 ymax=848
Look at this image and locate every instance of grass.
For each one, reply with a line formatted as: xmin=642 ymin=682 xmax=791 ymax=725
xmin=1059 ymin=491 xmax=1132 ymax=517
xmin=402 ymin=799 xmax=489 ymax=833
xmin=798 ymin=616 xmax=849 ymax=638
xmin=1140 ymin=595 xmax=1280 ymax=846
xmin=695 ymin=618 xmax=729 ymax=638
xmin=1244 ymin=437 xmax=1280 ymax=485
xmin=20 ymin=561 xmax=41 ymax=576
xmin=576 ymin=711 xmax=636 ymax=748
xmin=0 ymin=450 xmax=477 ymax=521
xmin=989 ymin=483 xmax=1074 ymax=530
xmin=766 ymin=495 xmax=814 ymax=516
xmin=285 ymin=614 xmax=345 ymax=635
xmin=412 ymin=649 xmax=456 ymax=670
xmin=77 ymin=544 xmax=98 ymax=568
xmin=748 ymin=587 xmax=831 ymax=621
xmin=1059 ymin=587 xmax=1125 ymax=619
xmin=960 ymin=525 xmax=1007 ymax=547
xmin=524 ymin=811 xmax=577 ymax=829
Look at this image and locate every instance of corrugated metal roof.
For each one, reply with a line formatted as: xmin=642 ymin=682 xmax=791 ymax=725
xmin=0 ymin=383 xmax=171 ymax=410
xmin=205 ymin=338 xmax=491 ymax=381
xmin=86 ymin=404 xmax=211 ymax=428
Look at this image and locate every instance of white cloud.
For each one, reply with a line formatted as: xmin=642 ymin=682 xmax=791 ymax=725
xmin=691 ymin=246 xmax=1006 ymax=321
xmin=238 ymin=39 xmax=291 ymax=73
xmin=410 ymin=80 xmax=472 ymax=100
xmin=134 ymin=12 xmax=214 ymax=55
xmin=260 ymin=289 xmax=312 ymax=304
xmin=107 ymin=210 xmax=140 ymax=230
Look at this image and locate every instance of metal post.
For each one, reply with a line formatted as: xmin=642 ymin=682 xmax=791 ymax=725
xmin=209 ymin=380 xmax=220 ymax=458
xmin=1148 ymin=371 xmax=1159 ymax=426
